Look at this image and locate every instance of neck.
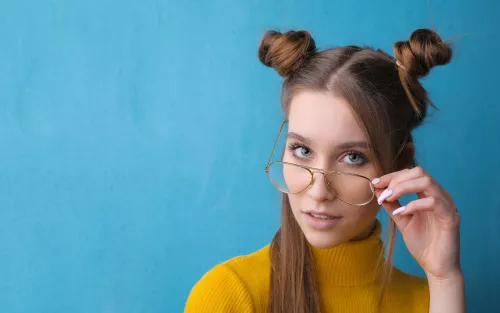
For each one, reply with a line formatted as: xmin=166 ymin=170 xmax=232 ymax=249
xmin=309 ymin=220 xmax=385 ymax=286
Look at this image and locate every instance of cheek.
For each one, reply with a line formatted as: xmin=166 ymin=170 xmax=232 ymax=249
xmin=287 ymin=194 xmax=301 ymax=212
xmin=348 ymin=201 xmax=380 ymax=222
xmin=287 ymin=194 xmax=307 ymax=222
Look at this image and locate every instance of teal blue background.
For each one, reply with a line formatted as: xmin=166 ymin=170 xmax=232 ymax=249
xmin=0 ymin=0 xmax=498 ymax=312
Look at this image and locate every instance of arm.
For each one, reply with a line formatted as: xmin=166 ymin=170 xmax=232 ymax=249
xmin=428 ymin=272 xmax=465 ymax=313
xmin=373 ymin=166 xmax=465 ymax=312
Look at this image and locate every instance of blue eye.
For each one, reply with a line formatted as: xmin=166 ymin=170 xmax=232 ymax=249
xmin=287 ymin=143 xmax=312 ymax=160
xmin=295 ymin=146 xmax=311 ymax=158
xmin=342 ymin=152 xmax=366 ymax=166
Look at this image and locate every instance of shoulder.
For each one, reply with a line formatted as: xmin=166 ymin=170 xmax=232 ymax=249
xmin=184 ymin=245 xmax=271 ymax=313
xmin=386 ymin=267 xmax=429 ymax=312
xmin=225 ymin=245 xmax=271 ymax=280
xmin=184 ymin=262 xmax=254 ymax=313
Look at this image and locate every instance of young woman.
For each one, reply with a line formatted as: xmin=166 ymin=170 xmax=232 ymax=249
xmin=184 ymin=28 xmax=464 ymax=313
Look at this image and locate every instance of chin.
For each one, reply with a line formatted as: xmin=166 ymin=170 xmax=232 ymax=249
xmin=303 ymin=229 xmax=348 ymax=249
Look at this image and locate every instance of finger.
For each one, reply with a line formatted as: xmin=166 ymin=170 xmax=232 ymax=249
xmin=372 ymin=166 xmax=428 ymax=190
xmin=394 ymin=196 xmax=451 ymax=218
xmin=371 ymin=168 xmax=410 ymax=189
xmin=383 ymin=176 xmax=438 ymax=203
xmin=379 ymin=195 xmax=411 ymax=230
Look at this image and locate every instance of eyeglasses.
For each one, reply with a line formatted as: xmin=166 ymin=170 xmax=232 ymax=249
xmin=264 ymin=120 xmax=376 ymax=206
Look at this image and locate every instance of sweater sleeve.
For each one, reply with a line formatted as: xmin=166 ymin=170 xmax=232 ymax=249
xmin=184 ymin=263 xmax=254 ymax=313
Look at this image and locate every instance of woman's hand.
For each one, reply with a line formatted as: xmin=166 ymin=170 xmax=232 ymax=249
xmin=372 ymin=166 xmax=462 ymax=281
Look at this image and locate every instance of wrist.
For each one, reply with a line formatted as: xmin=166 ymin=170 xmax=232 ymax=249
xmin=426 ymin=271 xmax=466 ymax=313
xmin=426 ymin=269 xmax=464 ymax=286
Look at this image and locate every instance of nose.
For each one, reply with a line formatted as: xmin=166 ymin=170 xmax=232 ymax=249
xmin=307 ymin=172 xmax=336 ymax=202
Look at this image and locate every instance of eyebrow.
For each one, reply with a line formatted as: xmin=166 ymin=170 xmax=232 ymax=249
xmin=287 ymin=132 xmax=370 ymax=150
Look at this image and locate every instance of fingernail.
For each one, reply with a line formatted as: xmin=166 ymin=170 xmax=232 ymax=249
xmin=377 ymin=189 xmax=393 ymax=205
xmin=371 ymin=178 xmax=381 ymax=185
xmin=392 ymin=206 xmax=407 ymax=215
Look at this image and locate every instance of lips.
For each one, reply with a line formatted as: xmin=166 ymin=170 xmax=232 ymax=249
xmin=304 ymin=210 xmax=341 ymax=219
xmin=303 ymin=211 xmax=342 ymax=230
xmin=309 ymin=213 xmax=338 ymax=220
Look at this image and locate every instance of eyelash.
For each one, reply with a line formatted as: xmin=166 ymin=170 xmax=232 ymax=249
xmin=343 ymin=150 xmax=368 ymax=167
xmin=287 ymin=143 xmax=311 ymax=161
xmin=286 ymin=142 xmax=368 ymax=168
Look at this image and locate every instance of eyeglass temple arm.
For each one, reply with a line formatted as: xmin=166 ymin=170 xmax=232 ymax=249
xmin=265 ymin=120 xmax=288 ymax=173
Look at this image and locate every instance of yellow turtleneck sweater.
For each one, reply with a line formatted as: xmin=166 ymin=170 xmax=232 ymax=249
xmin=184 ymin=221 xmax=429 ymax=312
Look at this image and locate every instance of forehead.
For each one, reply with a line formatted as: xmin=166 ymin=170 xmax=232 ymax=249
xmin=288 ymin=91 xmax=367 ymax=143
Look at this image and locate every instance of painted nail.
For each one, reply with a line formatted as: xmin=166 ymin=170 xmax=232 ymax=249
xmin=392 ymin=206 xmax=407 ymax=216
xmin=377 ymin=189 xmax=393 ymax=205
xmin=371 ymin=178 xmax=381 ymax=185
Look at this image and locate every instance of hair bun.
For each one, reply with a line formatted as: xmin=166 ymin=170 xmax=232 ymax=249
xmin=394 ymin=29 xmax=452 ymax=78
xmin=258 ymin=30 xmax=316 ymax=77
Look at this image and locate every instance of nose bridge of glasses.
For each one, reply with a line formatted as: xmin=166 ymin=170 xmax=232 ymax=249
xmin=309 ymin=169 xmax=327 ymax=185
xmin=310 ymin=167 xmax=330 ymax=175
xmin=309 ymin=168 xmax=339 ymax=180
xmin=308 ymin=169 xmax=337 ymax=192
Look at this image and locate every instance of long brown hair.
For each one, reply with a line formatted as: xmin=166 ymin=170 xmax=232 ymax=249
xmin=258 ymin=29 xmax=452 ymax=313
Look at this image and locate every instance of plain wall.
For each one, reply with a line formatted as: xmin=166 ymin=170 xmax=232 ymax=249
xmin=0 ymin=0 xmax=498 ymax=312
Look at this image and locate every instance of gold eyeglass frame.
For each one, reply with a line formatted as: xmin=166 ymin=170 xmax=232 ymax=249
xmin=264 ymin=120 xmax=376 ymax=206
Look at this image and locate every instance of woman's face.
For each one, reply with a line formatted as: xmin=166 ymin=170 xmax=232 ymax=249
xmin=285 ymin=91 xmax=381 ymax=248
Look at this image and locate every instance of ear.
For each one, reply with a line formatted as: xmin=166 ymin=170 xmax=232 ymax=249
xmin=396 ymin=142 xmax=415 ymax=170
